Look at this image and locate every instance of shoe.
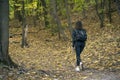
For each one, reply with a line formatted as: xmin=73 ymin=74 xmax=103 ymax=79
xmin=80 ymin=62 xmax=84 ymax=70
xmin=75 ymin=66 xmax=80 ymax=72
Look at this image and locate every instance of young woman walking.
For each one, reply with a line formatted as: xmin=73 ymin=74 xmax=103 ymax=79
xmin=72 ymin=21 xmax=87 ymax=72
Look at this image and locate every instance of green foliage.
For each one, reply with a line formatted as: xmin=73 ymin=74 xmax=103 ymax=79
xmin=9 ymin=0 xmax=42 ymax=19
xmin=98 ymin=8 xmax=105 ymax=14
xmin=9 ymin=0 xmax=96 ymax=20
xmin=72 ymin=0 xmax=94 ymax=12
xmin=72 ymin=0 xmax=84 ymax=12
xmin=89 ymin=0 xmax=96 ymax=5
xmin=9 ymin=0 xmax=15 ymax=19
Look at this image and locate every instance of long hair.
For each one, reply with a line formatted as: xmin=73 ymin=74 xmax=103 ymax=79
xmin=75 ymin=21 xmax=83 ymax=29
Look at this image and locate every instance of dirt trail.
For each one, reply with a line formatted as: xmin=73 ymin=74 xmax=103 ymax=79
xmin=2 ymin=29 xmax=117 ymax=80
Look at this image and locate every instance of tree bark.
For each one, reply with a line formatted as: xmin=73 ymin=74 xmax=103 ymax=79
xmin=95 ymin=0 xmax=105 ymax=28
xmin=64 ymin=0 xmax=73 ymax=35
xmin=21 ymin=1 xmax=28 ymax=48
xmin=108 ymin=0 xmax=112 ymax=23
xmin=0 ymin=0 xmax=17 ymax=67
xmin=50 ymin=0 xmax=67 ymax=39
xmin=14 ymin=0 xmax=22 ymax=22
xmin=41 ymin=0 xmax=49 ymax=27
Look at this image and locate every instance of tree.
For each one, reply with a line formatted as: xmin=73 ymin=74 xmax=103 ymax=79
xmin=64 ymin=0 xmax=73 ymax=36
xmin=14 ymin=0 xmax=22 ymax=22
xmin=21 ymin=0 xmax=28 ymax=48
xmin=95 ymin=0 xmax=105 ymax=28
xmin=50 ymin=0 xmax=67 ymax=39
xmin=108 ymin=0 xmax=112 ymax=23
xmin=0 ymin=0 xmax=17 ymax=67
xmin=41 ymin=0 xmax=49 ymax=27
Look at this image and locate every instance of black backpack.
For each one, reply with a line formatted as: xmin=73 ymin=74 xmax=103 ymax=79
xmin=75 ymin=29 xmax=87 ymax=41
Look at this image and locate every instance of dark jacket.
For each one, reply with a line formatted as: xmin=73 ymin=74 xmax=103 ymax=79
xmin=72 ymin=29 xmax=87 ymax=47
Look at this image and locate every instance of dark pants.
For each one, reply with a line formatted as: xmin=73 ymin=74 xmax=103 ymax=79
xmin=75 ymin=41 xmax=85 ymax=66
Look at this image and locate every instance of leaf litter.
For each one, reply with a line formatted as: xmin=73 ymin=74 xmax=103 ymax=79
xmin=0 ymin=22 xmax=120 ymax=80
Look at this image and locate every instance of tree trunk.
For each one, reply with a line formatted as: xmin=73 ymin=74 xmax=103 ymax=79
xmin=64 ymin=0 xmax=73 ymax=35
xmin=21 ymin=1 xmax=28 ymax=48
xmin=108 ymin=0 xmax=112 ymax=23
xmin=14 ymin=0 xmax=22 ymax=22
xmin=41 ymin=0 xmax=49 ymax=27
xmin=50 ymin=0 xmax=67 ymax=39
xmin=0 ymin=0 xmax=17 ymax=67
xmin=95 ymin=0 xmax=105 ymax=28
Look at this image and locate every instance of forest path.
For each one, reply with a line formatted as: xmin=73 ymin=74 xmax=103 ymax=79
xmin=7 ymin=28 xmax=120 ymax=80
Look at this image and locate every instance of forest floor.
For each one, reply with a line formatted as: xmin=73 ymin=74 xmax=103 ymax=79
xmin=0 ymin=13 xmax=120 ymax=80
xmin=0 ymin=24 xmax=119 ymax=80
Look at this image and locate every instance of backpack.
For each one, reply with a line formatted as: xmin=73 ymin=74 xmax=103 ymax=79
xmin=75 ymin=29 xmax=87 ymax=41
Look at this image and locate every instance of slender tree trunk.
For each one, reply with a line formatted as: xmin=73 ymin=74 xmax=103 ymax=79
xmin=33 ymin=9 xmax=37 ymax=27
xmin=0 ymin=0 xmax=17 ymax=67
xmin=64 ymin=0 xmax=73 ymax=35
xmin=41 ymin=0 xmax=49 ymax=27
xmin=101 ymin=0 xmax=105 ymax=27
xmin=95 ymin=0 xmax=105 ymax=28
xmin=14 ymin=0 xmax=22 ymax=22
xmin=108 ymin=0 xmax=112 ymax=23
xmin=21 ymin=1 xmax=28 ymax=48
xmin=50 ymin=0 xmax=67 ymax=39
xmin=36 ymin=0 xmax=41 ymax=18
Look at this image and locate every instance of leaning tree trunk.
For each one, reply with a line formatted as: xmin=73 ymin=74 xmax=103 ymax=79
xmin=50 ymin=0 xmax=67 ymax=39
xmin=0 ymin=0 xmax=17 ymax=67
